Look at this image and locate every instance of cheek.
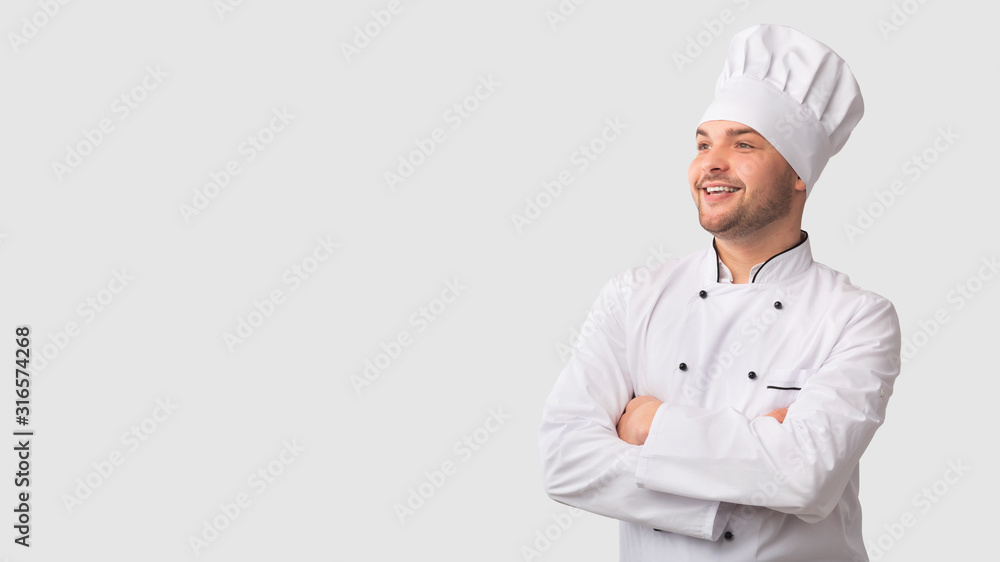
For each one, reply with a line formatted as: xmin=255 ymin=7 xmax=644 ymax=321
xmin=734 ymin=159 xmax=760 ymax=181
xmin=687 ymin=159 xmax=701 ymax=187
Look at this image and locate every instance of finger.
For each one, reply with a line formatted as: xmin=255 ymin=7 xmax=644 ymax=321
xmin=765 ymin=408 xmax=788 ymax=423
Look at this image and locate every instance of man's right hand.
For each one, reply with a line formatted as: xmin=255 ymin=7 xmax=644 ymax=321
xmin=617 ymin=395 xmax=663 ymax=445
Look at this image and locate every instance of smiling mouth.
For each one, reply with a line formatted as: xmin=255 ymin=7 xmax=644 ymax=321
xmin=704 ymin=186 xmax=741 ymax=194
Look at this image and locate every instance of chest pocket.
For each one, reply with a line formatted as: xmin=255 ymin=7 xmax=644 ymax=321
xmin=759 ymin=368 xmax=818 ymax=410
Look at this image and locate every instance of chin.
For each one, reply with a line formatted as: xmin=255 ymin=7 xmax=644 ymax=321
xmin=698 ymin=214 xmax=727 ymax=233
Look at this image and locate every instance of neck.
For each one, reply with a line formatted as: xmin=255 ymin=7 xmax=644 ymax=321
xmin=715 ymin=227 xmax=804 ymax=284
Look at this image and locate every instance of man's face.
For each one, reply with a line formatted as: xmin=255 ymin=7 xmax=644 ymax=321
xmin=688 ymin=120 xmax=805 ymax=240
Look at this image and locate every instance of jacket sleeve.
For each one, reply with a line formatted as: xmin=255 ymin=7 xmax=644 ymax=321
xmin=539 ymin=273 xmax=733 ymax=540
xmin=635 ymin=293 xmax=902 ymax=522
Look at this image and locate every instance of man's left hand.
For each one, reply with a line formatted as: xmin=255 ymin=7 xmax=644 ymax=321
xmin=764 ymin=407 xmax=788 ymax=423
xmin=617 ymin=395 xmax=663 ymax=445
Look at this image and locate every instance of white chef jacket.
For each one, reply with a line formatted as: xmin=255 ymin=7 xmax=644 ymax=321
xmin=539 ymin=232 xmax=901 ymax=561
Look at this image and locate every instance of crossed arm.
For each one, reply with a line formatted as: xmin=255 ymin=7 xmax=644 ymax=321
xmin=617 ymin=396 xmax=787 ymax=446
xmin=540 ymin=275 xmax=901 ymax=537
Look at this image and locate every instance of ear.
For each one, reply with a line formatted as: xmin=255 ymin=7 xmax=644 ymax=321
xmin=793 ymin=175 xmax=807 ymax=193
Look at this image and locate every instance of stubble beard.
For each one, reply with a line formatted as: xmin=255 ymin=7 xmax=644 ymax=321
xmin=697 ymin=165 xmax=798 ymax=241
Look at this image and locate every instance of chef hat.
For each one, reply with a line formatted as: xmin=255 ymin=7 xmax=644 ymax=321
xmin=699 ymin=24 xmax=864 ymax=195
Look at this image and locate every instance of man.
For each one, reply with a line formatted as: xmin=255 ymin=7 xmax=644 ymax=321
xmin=538 ymin=24 xmax=900 ymax=561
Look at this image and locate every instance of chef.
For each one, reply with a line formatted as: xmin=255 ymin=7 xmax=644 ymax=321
xmin=539 ymin=24 xmax=901 ymax=561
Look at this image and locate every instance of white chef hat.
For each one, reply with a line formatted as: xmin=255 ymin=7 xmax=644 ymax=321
xmin=699 ymin=24 xmax=864 ymax=195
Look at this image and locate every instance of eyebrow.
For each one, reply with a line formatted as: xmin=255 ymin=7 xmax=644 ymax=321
xmin=695 ymin=127 xmax=761 ymax=139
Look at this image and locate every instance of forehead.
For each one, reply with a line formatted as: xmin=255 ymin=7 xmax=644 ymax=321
xmin=695 ymin=120 xmax=764 ymax=139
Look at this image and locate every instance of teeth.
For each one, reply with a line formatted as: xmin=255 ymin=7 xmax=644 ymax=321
xmin=706 ymin=186 xmax=739 ymax=193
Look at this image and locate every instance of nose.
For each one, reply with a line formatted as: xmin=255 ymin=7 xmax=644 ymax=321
xmin=700 ymin=147 xmax=730 ymax=175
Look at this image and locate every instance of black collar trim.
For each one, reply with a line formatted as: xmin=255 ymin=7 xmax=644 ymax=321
xmin=712 ymin=230 xmax=810 ymax=284
xmin=750 ymin=230 xmax=809 ymax=283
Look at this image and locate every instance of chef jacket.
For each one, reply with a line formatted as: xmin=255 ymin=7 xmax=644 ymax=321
xmin=539 ymin=232 xmax=901 ymax=561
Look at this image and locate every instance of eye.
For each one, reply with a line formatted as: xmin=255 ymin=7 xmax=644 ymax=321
xmin=697 ymin=142 xmax=710 ymax=150
xmin=737 ymin=142 xmax=753 ymax=149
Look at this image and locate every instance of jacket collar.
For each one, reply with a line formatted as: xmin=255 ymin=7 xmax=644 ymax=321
xmin=703 ymin=230 xmax=813 ymax=284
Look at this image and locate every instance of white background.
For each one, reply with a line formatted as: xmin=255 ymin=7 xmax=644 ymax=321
xmin=1 ymin=0 xmax=996 ymax=560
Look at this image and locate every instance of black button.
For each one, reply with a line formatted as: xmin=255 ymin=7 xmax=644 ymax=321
xmin=724 ymin=531 xmax=734 ymax=541
xmin=774 ymin=301 xmax=783 ymax=309
xmin=699 ymin=290 xmax=707 ymax=298
xmin=748 ymin=371 xmax=757 ymax=380
xmin=679 ymin=363 xmax=687 ymax=371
